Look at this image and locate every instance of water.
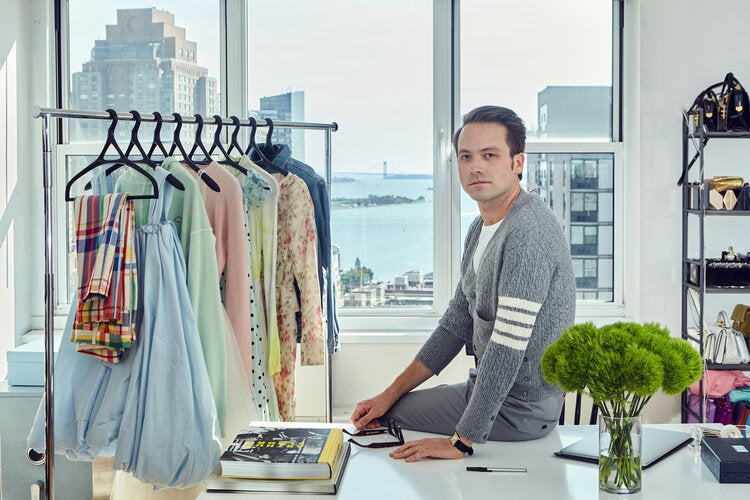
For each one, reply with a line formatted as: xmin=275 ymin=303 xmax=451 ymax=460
xmin=330 ymin=173 xmax=479 ymax=282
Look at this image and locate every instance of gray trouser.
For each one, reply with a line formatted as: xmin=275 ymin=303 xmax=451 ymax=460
xmin=382 ymin=374 xmax=563 ymax=442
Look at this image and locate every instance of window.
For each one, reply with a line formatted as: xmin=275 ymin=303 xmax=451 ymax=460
xmin=57 ymin=0 xmax=623 ymax=325
xmin=461 ymin=0 xmax=618 ymax=305
xmin=66 ymin=1 xmax=220 ymax=143
xmin=248 ymin=0 xmax=434 ymax=311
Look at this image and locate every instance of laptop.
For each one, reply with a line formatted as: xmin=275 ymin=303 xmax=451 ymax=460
xmin=555 ymin=427 xmax=692 ymax=469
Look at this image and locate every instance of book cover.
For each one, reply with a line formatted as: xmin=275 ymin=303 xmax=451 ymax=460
xmin=207 ymin=441 xmax=351 ymax=494
xmin=219 ymin=426 xmax=344 ymax=480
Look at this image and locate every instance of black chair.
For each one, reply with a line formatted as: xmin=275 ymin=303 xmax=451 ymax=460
xmin=559 ymin=392 xmax=599 ymax=425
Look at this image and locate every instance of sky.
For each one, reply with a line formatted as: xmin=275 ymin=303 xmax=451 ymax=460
xmin=69 ymin=0 xmax=612 ymax=174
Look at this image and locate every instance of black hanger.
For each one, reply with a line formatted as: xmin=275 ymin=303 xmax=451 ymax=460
xmin=244 ymin=117 xmax=289 ymax=176
xmin=67 ymin=109 xmax=159 ymax=202
xmin=189 ymin=113 xmax=213 ymax=165
xmin=168 ymin=113 xmax=221 ymax=192
xmin=260 ymin=117 xmax=280 ymax=161
xmin=146 ymin=111 xmax=169 ymax=159
xmin=208 ymin=114 xmax=247 ymax=174
xmin=225 ymin=116 xmax=244 ymax=159
xmin=92 ymin=110 xmax=184 ymax=191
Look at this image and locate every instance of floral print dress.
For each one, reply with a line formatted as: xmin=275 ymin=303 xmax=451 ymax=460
xmin=272 ymin=171 xmax=325 ymax=421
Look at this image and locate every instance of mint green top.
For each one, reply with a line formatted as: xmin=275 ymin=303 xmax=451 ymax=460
xmin=117 ymin=158 xmax=228 ymax=433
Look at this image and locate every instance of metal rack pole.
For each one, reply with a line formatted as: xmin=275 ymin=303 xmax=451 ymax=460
xmin=34 ymin=106 xmax=339 ymax=496
xmin=32 ymin=106 xmax=338 ymax=131
xmin=41 ymin=112 xmax=56 ymax=500
xmin=324 ymin=127 xmax=333 ymax=423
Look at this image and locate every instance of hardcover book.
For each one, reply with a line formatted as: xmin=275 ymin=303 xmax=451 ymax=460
xmin=207 ymin=440 xmax=351 ymax=495
xmin=219 ymin=425 xmax=344 ymax=480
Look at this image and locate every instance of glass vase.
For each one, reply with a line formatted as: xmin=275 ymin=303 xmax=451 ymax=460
xmin=598 ymin=414 xmax=642 ymax=494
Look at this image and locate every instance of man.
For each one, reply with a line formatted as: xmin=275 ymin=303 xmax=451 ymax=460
xmin=350 ymin=105 xmax=575 ymax=461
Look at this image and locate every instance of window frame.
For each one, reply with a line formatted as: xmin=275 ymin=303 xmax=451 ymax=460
xmin=48 ymin=0 xmax=633 ymax=336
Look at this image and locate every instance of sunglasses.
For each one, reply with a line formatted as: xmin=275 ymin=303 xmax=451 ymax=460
xmin=343 ymin=419 xmax=405 ymax=448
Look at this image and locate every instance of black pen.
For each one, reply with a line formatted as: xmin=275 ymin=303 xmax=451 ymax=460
xmin=466 ymin=466 xmax=527 ymax=473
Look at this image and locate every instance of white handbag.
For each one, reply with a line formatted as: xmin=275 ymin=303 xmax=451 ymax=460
xmin=709 ymin=311 xmax=743 ymax=364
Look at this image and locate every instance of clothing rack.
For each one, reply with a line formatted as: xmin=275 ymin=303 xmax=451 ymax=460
xmin=32 ymin=106 xmax=338 ymax=499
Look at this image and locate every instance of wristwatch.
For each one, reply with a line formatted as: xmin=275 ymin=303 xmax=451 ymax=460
xmin=449 ymin=431 xmax=474 ymax=455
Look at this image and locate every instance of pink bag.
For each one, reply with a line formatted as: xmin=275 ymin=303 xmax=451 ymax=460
xmin=688 ymin=370 xmax=750 ymax=398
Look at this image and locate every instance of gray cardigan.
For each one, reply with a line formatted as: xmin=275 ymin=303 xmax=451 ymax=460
xmin=416 ymin=189 xmax=576 ymax=443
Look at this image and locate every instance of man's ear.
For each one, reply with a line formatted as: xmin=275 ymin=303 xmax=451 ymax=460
xmin=513 ymin=152 xmax=525 ymax=174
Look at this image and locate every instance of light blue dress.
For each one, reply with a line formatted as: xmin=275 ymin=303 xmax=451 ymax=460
xmin=110 ymin=167 xmax=221 ymax=488
xmin=28 ymin=167 xmax=221 ymax=488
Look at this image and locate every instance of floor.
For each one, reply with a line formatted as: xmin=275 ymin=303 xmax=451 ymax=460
xmin=93 ymin=457 xmax=115 ymax=500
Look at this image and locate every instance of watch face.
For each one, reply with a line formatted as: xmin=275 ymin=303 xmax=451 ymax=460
xmin=450 ymin=433 xmax=460 ymax=445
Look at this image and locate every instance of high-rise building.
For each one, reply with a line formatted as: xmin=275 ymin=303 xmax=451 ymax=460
xmin=252 ymin=90 xmax=305 ymax=158
xmin=526 ymin=86 xmax=614 ymax=301
xmin=69 ymin=8 xmax=218 ymax=141
xmin=537 ymin=86 xmax=611 ymax=139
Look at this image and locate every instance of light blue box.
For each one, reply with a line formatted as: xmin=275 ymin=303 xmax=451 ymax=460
xmin=6 ymin=337 xmax=61 ymax=386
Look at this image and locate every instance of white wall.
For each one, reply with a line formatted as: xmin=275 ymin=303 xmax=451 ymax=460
xmin=0 ymin=0 xmax=40 ymax=381
xmin=637 ymin=0 xmax=750 ymax=422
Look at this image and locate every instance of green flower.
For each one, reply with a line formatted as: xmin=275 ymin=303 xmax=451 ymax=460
xmin=621 ymin=346 xmax=663 ymax=397
xmin=542 ymin=321 xmax=703 ymax=415
xmin=542 ymin=322 xmax=599 ymax=391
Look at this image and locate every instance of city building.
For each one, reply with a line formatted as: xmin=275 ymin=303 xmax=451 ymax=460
xmin=69 ymin=8 xmax=218 ymax=141
xmin=537 ymin=86 xmax=611 ymax=139
xmin=251 ymin=90 xmax=305 ymax=158
xmin=340 ymin=269 xmax=434 ymax=308
xmin=526 ymin=86 xmax=614 ymax=301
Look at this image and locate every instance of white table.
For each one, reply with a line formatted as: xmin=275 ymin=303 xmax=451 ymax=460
xmin=199 ymin=424 xmax=744 ymax=499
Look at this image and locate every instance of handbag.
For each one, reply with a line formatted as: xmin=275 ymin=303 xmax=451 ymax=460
xmin=737 ymin=185 xmax=750 ymax=210
xmin=705 ymin=247 xmax=750 ymax=288
xmin=704 ymin=311 xmax=743 ymax=364
xmin=678 ymin=74 xmax=750 ymax=186
xmin=732 ymin=304 xmax=750 ymax=337
xmin=687 ymin=393 xmax=735 ymax=424
xmin=690 ymin=72 xmax=750 ymax=132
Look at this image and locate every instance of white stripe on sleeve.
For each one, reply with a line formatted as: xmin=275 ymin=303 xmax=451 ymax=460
xmin=496 ymin=308 xmax=536 ymax=327
xmin=493 ymin=318 xmax=533 ymax=340
xmin=497 ymin=296 xmax=541 ymax=314
xmin=490 ymin=332 xmax=529 ymax=351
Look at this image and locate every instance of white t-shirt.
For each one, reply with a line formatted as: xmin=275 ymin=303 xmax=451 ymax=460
xmin=473 ymin=218 xmax=504 ymax=272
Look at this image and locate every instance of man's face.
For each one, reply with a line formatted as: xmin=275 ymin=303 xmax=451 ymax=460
xmin=456 ymin=122 xmax=524 ymax=204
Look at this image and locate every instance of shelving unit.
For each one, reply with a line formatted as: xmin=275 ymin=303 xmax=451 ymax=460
xmin=680 ymin=109 xmax=750 ymax=423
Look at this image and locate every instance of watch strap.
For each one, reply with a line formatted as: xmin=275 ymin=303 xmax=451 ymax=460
xmin=450 ymin=432 xmax=474 ymax=455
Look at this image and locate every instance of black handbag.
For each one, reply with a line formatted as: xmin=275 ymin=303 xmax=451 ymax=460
xmin=705 ymin=247 xmax=750 ymax=288
xmin=690 ymin=72 xmax=750 ymax=132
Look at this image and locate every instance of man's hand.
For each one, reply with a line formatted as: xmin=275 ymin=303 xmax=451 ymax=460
xmin=388 ymin=437 xmax=469 ymax=462
xmin=350 ymin=392 xmax=396 ymax=430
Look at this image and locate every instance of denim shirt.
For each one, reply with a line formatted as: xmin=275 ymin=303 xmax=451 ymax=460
xmin=252 ymin=144 xmax=340 ymax=353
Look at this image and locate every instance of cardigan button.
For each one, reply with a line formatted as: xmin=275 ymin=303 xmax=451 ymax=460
xmin=470 ymin=292 xmax=476 ymax=298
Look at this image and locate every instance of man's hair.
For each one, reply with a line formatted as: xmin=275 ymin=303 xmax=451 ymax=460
xmin=453 ymin=105 xmax=526 ymax=180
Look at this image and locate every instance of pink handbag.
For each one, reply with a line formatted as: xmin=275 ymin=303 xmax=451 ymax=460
xmin=688 ymin=369 xmax=750 ymax=398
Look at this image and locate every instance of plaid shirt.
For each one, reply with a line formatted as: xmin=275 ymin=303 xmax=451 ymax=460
xmin=71 ymin=194 xmax=138 ymax=362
